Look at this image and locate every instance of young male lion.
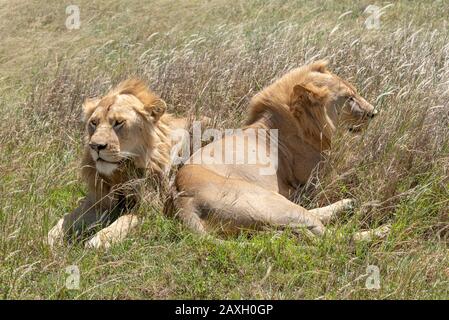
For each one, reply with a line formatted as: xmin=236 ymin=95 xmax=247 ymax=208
xmin=47 ymin=79 xmax=197 ymax=249
xmin=169 ymin=60 xmax=389 ymax=240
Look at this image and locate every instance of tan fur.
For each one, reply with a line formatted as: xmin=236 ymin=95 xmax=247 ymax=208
xmin=48 ymin=79 xmax=190 ymax=249
xmin=80 ymin=80 xmax=173 ymax=201
xmin=170 ymin=61 xmax=388 ymax=240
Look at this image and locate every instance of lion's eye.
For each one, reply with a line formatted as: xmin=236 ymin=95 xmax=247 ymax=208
xmin=89 ymin=120 xmax=97 ymax=128
xmin=113 ymin=120 xmax=125 ymax=129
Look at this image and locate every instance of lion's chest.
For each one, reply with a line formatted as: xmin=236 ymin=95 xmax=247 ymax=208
xmin=292 ymin=148 xmax=323 ymax=184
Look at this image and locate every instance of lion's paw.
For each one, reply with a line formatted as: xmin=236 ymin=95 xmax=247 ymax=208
xmin=85 ymin=232 xmax=111 ymax=250
xmin=353 ymin=224 xmax=391 ymax=242
xmin=47 ymin=218 xmax=64 ymax=249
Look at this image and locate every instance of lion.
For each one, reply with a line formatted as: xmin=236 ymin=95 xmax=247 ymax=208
xmin=168 ymin=60 xmax=390 ymax=241
xmin=47 ymin=79 xmax=201 ymax=249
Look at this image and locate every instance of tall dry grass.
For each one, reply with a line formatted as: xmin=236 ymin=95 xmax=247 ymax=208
xmin=0 ymin=0 xmax=447 ymax=299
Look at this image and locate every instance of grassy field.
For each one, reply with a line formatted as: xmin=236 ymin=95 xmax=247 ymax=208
xmin=0 ymin=0 xmax=448 ymax=299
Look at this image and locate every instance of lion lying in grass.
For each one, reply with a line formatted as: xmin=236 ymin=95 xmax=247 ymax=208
xmin=47 ymin=79 xmax=195 ymax=249
xmin=169 ymin=60 xmax=390 ymax=240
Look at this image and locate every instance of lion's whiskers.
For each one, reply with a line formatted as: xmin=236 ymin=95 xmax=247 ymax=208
xmin=118 ymin=151 xmax=138 ymax=160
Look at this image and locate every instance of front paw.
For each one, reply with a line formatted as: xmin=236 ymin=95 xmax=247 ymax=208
xmin=85 ymin=232 xmax=111 ymax=250
xmin=353 ymin=224 xmax=391 ymax=242
xmin=47 ymin=218 xmax=64 ymax=248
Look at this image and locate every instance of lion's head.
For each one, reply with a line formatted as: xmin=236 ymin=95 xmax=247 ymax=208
xmin=291 ymin=60 xmax=377 ymax=133
xmin=247 ymin=60 xmax=377 ymax=150
xmin=81 ymin=79 xmax=171 ymax=178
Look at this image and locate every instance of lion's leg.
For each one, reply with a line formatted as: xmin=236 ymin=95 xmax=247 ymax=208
xmin=208 ymin=187 xmax=325 ymax=236
xmin=309 ymin=199 xmax=355 ymax=225
xmin=47 ymin=193 xmax=135 ymax=248
xmin=85 ymin=214 xmax=140 ymax=249
xmin=47 ymin=196 xmax=117 ymax=248
xmin=176 ymin=174 xmax=325 ymax=236
xmin=173 ymin=195 xmax=233 ymax=245
xmin=174 ymin=195 xmax=207 ymax=235
xmin=47 ymin=198 xmax=101 ymax=248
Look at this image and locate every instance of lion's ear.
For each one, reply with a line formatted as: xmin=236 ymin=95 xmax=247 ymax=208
xmin=82 ymin=97 xmax=100 ymax=121
xmin=146 ymin=98 xmax=166 ymax=122
xmin=309 ymin=60 xmax=329 ymax=73
xmin=291 ymin=84 xmax=327 ymax=107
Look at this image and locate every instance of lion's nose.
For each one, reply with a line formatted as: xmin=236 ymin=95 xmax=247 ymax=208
xmin=368 ymin=109 xmax=378 ymax=118
xmin=89 ymin=143 xmax=108 ymax=152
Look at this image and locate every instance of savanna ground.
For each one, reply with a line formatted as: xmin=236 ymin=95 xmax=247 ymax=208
xmin=0 ymin=0 xmax=448 ymax=299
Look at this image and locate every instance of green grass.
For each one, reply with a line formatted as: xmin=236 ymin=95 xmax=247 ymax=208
xmin=0 ymin=0 xmax=448 ymax=299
